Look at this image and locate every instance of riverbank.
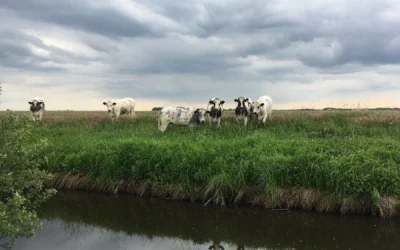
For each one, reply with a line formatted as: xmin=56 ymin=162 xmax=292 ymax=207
xmin=48 ymin=173 xmax=398 ymax=218
xmin=3 ymin=110 xmax=400 ymax=218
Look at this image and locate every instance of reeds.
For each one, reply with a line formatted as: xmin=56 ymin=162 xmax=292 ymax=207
xmin=48 ymin=173 xmax=400 ymax=218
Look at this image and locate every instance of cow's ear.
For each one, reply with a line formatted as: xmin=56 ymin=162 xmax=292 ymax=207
xmin=205 ymin=111 xmax=210 ymax=114
xmin=194 ymin=108 xmax=200 ymax=114
xmin=244 ymin=98 xmax=249 ymax=102
xmin=38 ymin=102 xmax=43 ymax=105
xmin=260 ymin=103 xmax=265 ymax=107
xmin=28 ymin=102 xmax=33 ymax=104
xmin=234 ymin=99 xmax=238 ymax=102
xmin=112 ymin=102 xmax=117 ymax=106
xmin=220 ymin=100 xmax=225 ymax=105
xmin=103 ymin=102 xmax=107 ymax=105
xmin=209 ymin=100 xmax=214 ymax=105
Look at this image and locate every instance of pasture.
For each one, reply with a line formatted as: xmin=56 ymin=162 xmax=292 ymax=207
xmin=2 ymin=110 xmax=400 ymax=217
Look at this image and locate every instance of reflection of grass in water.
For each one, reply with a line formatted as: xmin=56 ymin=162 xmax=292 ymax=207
xmin=40 ymin=191 xmax=400 ymax=250
xmin=3 ymin=110 xmax=400 ymax=217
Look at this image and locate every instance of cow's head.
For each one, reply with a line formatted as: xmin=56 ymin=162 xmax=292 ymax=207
xmin=208 ymin=98 xmax=225 ymax=112
xmin=234 ymin=97 xmax=250 ymax=109
xmin=189 ymin=108 xmax=207 ymax=125
xmin=103 ymin=101 xmax=117 ymax=113
xmin=28 ymin=99 xmax=44 ymax=112
xmin=194 ymin=109 xmax=207 ymax=123
xmin=253 ymin=101 xmax=265 ymax=115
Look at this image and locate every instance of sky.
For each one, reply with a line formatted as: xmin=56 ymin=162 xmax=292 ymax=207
xmin=1 ymin=0 xmax=400 ymax=111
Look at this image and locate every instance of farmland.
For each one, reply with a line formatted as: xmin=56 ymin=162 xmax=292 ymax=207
xmin=2 ymin=110 xmax=400 ymax=217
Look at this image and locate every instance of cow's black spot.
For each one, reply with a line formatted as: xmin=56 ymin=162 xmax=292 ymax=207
xmin=235 ymin=106 xmax=248 ymax=116
xmin=30 ymin=102 xmax=44 ymax=112
xmin=189 ymin=112 xmax=200 ymax=125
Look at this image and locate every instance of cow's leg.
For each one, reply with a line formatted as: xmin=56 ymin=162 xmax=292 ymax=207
xmin=209 ymin=116 xmax=213 ymax=126
xmin=159 ymin=123 xmax=169 ymax=132
xmin=244 ymin=116 xmax=248 ymax=127
xmin=31 ymin=113 xmax=36 ymax=122
xmin=217 ymin=117 xmax=221 ymax=127
xmin=235 ymin=116 xmax=240 ymax=124
xmin=114 ymin=111 xmax=121 ymax=121
xmin=262 ymin=114 xmax=268 ymax=124
xmin=38 ymin=111 xmax=43 ymax=121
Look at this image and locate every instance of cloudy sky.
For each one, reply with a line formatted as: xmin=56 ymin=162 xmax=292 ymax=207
xmin=1 ymin=0 xmax=400 ymax=111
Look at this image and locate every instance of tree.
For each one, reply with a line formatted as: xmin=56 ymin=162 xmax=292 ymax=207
xmin=0 ymin=110 xmax=56 ymax=248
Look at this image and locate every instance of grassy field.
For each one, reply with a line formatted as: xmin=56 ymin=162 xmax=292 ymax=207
xmin=2 ymin=110 xmax=400 ymax=217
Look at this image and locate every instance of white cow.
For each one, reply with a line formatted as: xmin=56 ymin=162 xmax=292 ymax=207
xmin=103 ymin=98 xmax=136 ymax=121
xmin=158 ymin=107 xmax=207 ymax=132
xmin=28 ymin=97 xmax=45 ymax=122
xmin=253 ymin=95 xmax=273 ymax=124
xmin=234 ymin=96 xmax=254 ymax=126
xmin=206 ymin=98 xmax=225 ymax=126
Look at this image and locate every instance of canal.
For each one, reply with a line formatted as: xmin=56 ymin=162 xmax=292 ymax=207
xmin=12 ymin=190 xmax=400 ymax=250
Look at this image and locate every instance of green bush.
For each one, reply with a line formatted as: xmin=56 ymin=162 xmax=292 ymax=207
xmin=0 ymin=113 xmax=56 ymax=249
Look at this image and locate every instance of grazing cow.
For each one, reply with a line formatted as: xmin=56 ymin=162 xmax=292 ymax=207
xmin=102 ymin=97 xmax=136 ymax=121
xmin=158 ymin=107 xmax=207 ymax=132
xmin=253 ymin=95 xmax=273 ymax=124
xmin=28 ymin=97 xmax=45 ymax=122
xmin=206 ymin=98 xmax=225 ymax=126
xmin=234 ymin=96 xmax=254 ymax=126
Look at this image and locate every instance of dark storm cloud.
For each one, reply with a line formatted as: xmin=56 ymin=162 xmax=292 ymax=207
xmin=3 ymin=0 xmax=400 ymax=71
xmin=0 ymin=29 xmax=98 ymax=72
xmin=0 ymin=0 xmax=162 ymax=38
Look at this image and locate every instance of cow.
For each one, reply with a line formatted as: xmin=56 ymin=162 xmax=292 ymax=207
xmin=206 ymin=98 xmax=225 ymax=126
xmin=253 ymin=95 xmax=273 ymax=124
xmin=158 ymin=107 xmax=207 ymax=132
xmin=28 ymin=97 xmax=45 ymax=122
xmin=234 ymin=96 xmax=254 ymax=126
xmin=102 ymin=98 xmax=136 ymax=121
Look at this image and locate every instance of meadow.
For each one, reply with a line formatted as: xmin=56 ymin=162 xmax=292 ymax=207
xmin=2 ymin=110 xmax=400 ymax=217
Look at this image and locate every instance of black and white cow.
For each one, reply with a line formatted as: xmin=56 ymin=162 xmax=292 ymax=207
xmin=206 ymin=98 xmax=225 ymax=126
xmin=28 ymin=97 xmax=45 ymax=122
xmin=253 ymin=95 xmax=273 ymax=124
xmin=158 ymin=107 xmax=207 ymax=132
xmin=234 ymin=96 xmax=254 ymax=126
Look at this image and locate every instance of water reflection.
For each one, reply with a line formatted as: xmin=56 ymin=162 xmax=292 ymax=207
xmin=11 ymin=190 xmax=400 ymax=250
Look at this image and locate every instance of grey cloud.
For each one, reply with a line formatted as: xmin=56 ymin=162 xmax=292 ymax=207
xmin=0 ymin=28 xmax=100 ymax=72
xmin=0 ymin=0 xmax=162 ymax=38
xmin=3 ymin=0 xmax=400 ymax=69
xmin=2 ymin=0 xmax=400 ymax=108
xmin=334 ymin=82 xmax=400 ymax=95
xmin=0 ymin=41 xmax=63 ymax=71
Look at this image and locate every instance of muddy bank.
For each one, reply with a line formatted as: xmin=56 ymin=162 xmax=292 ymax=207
xmin=47 ymin=173 xmax=399 ymax=218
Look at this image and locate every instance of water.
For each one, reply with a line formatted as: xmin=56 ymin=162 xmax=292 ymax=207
xmin=12 ymin=190 xmax=400 ymax=250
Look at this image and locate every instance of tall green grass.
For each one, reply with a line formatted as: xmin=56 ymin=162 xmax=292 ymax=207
xmin=6 ymin=110 xmax=400 ymax=203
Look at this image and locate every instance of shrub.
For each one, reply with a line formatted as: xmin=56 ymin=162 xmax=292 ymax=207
xmin=0 ymin=113 xmax=56 ymax=249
